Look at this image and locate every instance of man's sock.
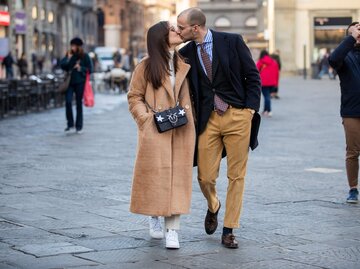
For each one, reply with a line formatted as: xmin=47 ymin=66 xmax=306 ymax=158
xmin=223 ymin=227 xmax=233 ymax=236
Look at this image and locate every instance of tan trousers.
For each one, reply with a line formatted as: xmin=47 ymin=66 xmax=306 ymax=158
xmin=198 ymin=108 xmax=253 ymax=228
xmin=343 ymin=118 xmax=360 ymax=188
xmin=165 ymin=215 xmax=180 ymax=230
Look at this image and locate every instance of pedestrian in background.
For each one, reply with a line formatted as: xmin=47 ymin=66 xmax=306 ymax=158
xmin=257 ymin=50 xmax=279 ymax=117
xmin=60 ymin=37 xmax=93 ymax=134
xmin=177 ymin=8 xmax=261 ymax=249
xmin=127 ymin=21 xmax=195 ymax=249
xmin=31 ymin=52 xmax=37 ymax=75
xmin=37 ymin=55 xmax=45 ymax=75
xmin=2 ymin=52 xmax=15 ymax=79
xmin=270 ymin=49 xmax=281 ymax=99
xmin=317 ymin=50 xmax=334 ymax=80
xmin=17 ymin=53 xmax=28 ymax=79
xmin=329 ymin=22 xmax=360 ymax=203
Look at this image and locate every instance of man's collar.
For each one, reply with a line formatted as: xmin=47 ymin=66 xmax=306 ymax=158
xmin=196 ymin=29 xmax=213 ymax=46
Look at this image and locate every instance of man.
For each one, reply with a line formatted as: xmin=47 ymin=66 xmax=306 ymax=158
xmin=318 ymin=50 xmax=334 ymax=80
xmin=177 ymin=8 xmax=261 ymax=248
xmin=2 ymin=52 xmax=15 ymax=79
xmin=329 ymin=22 xmax=360 ymax=203
xmin=60 ymin=37 xmax=93 ymax=134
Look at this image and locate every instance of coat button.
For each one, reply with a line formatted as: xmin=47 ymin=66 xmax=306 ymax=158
xmin=158 ymin=105 xmax=162 ymax=110
xmin=185 ymin=104 xmax=190 ymax=110
xmin=212 ymin=88 xmax=216 ymax=92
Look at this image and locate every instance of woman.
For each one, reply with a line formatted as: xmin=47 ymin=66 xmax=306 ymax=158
xmin=17 ymin=53 xmax=28 ymax=79
xmin=60 ymin=37 xmax=93 ymax=134
xmin=127 ymin=21 xmax=195 ymax=249
xmin=256 ymin=50 xmax=279 ymax=117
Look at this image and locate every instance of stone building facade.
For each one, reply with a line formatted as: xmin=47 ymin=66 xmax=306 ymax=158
xmin=0 ymin=0 xmax=98 ymax=75
xmin=197 ymin=0 xmax=267 ymax=54
xmin=271 ymin=0 xmax=360 ymax=73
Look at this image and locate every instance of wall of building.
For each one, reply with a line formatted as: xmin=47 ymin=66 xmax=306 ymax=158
xmin=273 ymin=0 xmax=360 ymax=73
xmin=198 ymin=0 xmax=267 ymax=56
xmin=0 ymin=0 xmax=98 ymax=76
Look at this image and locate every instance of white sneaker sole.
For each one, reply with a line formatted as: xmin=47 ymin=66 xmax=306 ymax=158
xmin=150 ymin=232 xmax=164 ymax=239
xmin=166 ymin=242 xmax=180 ymax=249
xmin=346 ymin=199 xmax=358 ymax=204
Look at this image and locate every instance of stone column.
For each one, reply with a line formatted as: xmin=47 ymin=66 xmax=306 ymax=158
xmin=104 ymin=24 xmax=121 ymax=48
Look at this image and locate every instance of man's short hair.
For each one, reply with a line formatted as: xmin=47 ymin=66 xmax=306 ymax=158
xmin=346 ymin=22 xmax=359 ymax=36
xmin=178 ymin=8 xmax=206 ymax=27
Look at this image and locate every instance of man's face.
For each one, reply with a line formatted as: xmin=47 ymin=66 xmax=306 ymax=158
xmin=176 ymin=14 xmax=196 ymax=42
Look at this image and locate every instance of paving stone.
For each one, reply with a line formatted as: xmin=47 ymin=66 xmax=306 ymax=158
xmin=74 ymin=249 xmax=149 ymax=264
xmin=0 ymin=251 xmax=98 ymax=269
xmin=50 ymin=227 xmax=117 ymax=240
xmin=0 ymin=220 xmax=23 ymax=229
xmin=70 ymin=235 xmax=159 ymax=251
xmin=238 ymin=259 xmax=324 ymax=269
xmin=13 ymin=242 xmax=94 ymax=257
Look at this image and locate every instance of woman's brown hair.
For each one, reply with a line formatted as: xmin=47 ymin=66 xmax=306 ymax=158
xmin=144 ymin=21 xmax=182 ymax=89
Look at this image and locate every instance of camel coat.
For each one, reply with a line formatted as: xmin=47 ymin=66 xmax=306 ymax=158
xmin=127 ymin=58 xmax=195 ymax=217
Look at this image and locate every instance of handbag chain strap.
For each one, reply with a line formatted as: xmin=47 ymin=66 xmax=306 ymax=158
xmin=144 ymin=74 xmax=181 ymax=113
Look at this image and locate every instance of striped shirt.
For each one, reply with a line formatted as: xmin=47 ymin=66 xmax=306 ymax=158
xmin=196 ymin=29 xmax=213 ymax=76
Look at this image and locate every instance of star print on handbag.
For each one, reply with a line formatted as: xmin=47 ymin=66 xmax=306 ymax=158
xmin=153 ymin=105 xmax=188 ymax=133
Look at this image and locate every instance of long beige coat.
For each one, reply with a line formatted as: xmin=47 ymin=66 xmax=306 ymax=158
xmin=127 ymin=58 xmax=195 ymax=217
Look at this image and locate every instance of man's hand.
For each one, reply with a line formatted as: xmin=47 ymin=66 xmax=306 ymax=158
xmin=350 ymin=24 xmax=360 ymax=41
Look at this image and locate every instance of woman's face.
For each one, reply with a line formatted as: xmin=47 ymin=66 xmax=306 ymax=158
xmin=168 ymin=24 xmax=183 ymax=47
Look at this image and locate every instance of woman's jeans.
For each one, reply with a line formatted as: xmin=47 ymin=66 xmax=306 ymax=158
xmin=261 ymin=86 xmax=272 ymax=112
xmin=65 ymin=82 xmax=85 ymax=130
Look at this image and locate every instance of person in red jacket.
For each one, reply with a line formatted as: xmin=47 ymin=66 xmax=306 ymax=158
xmin=256 ymin=50 xmax=279 ymax=117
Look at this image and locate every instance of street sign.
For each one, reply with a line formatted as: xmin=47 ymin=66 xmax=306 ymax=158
xmin=0 ymin=11 xmax=10 ymax=26
xmin=15 ymin=11 xmax=26 ymax=34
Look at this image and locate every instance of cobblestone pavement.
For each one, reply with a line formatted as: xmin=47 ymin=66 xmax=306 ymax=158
xmin=0 ymin=78 xmax=359 ymax=269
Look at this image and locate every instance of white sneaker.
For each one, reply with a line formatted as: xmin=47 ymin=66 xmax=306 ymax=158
xmin=149 ymin=217 xmax=163 ymax=239
xmin=165 ymin=229 xmax=180 ymax=249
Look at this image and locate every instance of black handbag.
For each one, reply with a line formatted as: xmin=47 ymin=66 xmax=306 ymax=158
xmin=153 ymin=104 xmax=188 ymax=133
xmin=145 ymin=82 xmax=188 ymax=133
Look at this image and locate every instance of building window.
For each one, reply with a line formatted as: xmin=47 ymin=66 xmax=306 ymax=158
xmin=0 ymin=0 xmax=8 ymax=11
xmin=40 ymin=8 xmax=45 ymax=21
xmin=32 ymin=6 xmax=38 ymax=20
xmin=48 ymin=11 xmax=54 ymax=23
xmin=245 ymin=16 xmax=258 ymax=27
xmin=15 ymin=0 xmax=25 ymax=9
xmin=214 ymin=16 xmax=231 ymax=28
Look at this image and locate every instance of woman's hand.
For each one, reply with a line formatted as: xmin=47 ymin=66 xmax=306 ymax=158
xmin=74 ymin=63 xmax=81 ymax=71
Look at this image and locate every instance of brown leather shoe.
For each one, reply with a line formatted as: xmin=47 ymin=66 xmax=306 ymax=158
xmin=221 ymin=233 xmax=239 ymax=249
xmin=204 ymin=201 xmax=221 ymax=235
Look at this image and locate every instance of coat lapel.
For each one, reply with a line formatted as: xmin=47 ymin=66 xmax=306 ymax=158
xmin=162 ymin=57 xmax=190 ymax=104
xmin=162 ymin=76 xmax=173 ymax=101
xmin=174 ymin=59 xmax=191 ymax=101
xmin=212 ymin=30 xmax=230 ymax=80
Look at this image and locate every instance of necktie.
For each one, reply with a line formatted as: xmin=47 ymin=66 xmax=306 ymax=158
xmin=200 ymin=44 xmax=228 ymax=116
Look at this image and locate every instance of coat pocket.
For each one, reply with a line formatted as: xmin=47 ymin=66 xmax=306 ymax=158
xmin=138 ymin=113 xmax=153 ymax=131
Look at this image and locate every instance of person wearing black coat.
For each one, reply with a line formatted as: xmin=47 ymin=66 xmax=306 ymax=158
xmin=177 ymin=8 xmax=261 ymax=249
xmin=329 ymin=22 xmax=360 ymax=203
xmin=2 ymin=52 xmax=15 ymax=79
xmin=17 ymin=53 xmax=28 ymax=79
xmin=60 ymin=37 xmax=93 ymax=134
